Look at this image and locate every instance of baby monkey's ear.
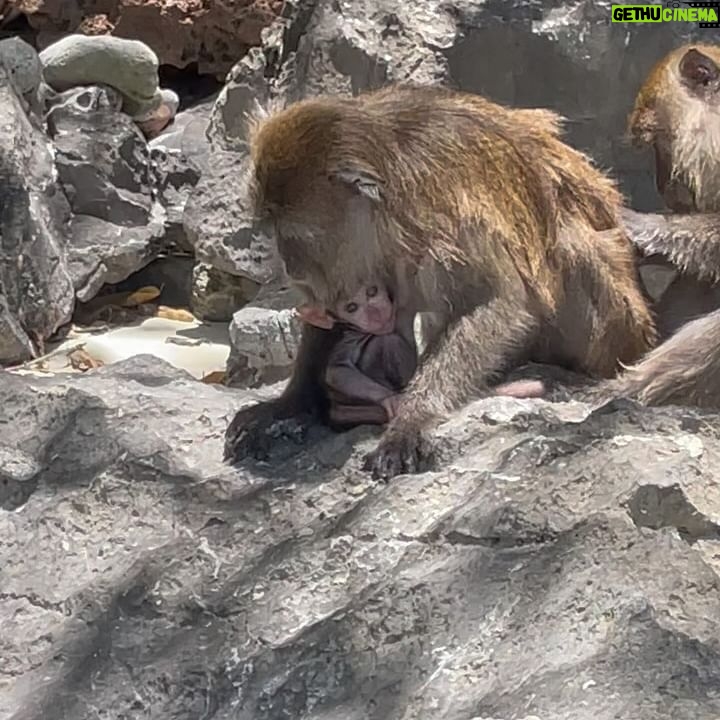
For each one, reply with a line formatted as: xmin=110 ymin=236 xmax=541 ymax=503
xmin=295 ymin=303 xmax=336 ymax=330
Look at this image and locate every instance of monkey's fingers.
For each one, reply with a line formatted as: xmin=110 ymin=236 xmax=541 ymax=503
xmin=224 ymin=404 xmax=273 ymax=463
xmin=224 ymin=403 xmax=311 ymax=464
xmin=363 ymin=423 xmax=433 ymax=480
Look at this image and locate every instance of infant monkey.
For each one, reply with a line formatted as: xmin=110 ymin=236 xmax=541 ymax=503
xmin=296 ymin=282 xmax=546 ymax=429
xmin=297 ymin=282 xmax=416 ymax=427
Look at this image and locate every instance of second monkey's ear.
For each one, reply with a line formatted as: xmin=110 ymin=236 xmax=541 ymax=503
xmin=295 ymin=304 xmax=336 ymax=330
xmin=679 ymin=48 xmax=720 ymax=90
xmin=331 ymin=167 xmax=384 ymax=203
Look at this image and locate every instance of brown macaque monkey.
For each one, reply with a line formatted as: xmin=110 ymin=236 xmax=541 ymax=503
xmin=298 ymin=282 xmax=547 ymax=429
xmin=629 ymin=44 xmax=720 ymax=214
xmin=622 ymin=44 xmax=720 ymax=310
xmin=224 ymin=84 xmax=657 ymax=479
xmin=589 ymin=44 xmax=720 ymax=408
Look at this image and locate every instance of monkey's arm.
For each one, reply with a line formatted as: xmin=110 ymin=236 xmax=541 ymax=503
xmin=224 ymin=324 xmax=338 ymax=463
xmin=622 ymin=207 xmax=720 ymax=283
xmin=365 ymin=296 xmax=538 ymax=480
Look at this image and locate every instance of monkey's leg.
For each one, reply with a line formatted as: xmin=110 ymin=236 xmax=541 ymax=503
xmin=623 ymin=208 xmax=720 ymax=284
xmin=364 ymin=299 xmax=538 ymax=480
xmin=492 ymin=379 xmax=545 ymax=398
xmin=224 ymin=324 xmax=338 ymax=463
xmin=328 ymin=402 xmax=389 ymax=429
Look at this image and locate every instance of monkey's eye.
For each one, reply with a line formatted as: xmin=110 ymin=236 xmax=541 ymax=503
xmin=366 ymin=286 xmax=378 ymax=298
xmin=345 ymin=302 xmax=359 ymax=314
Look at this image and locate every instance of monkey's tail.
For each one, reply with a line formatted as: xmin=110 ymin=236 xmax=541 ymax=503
xmin=583 ymin=308 xmax=720 ymax=409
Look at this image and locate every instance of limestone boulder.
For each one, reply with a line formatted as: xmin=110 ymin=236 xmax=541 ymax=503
xmin=0 ymin=64 xmax=74 ymax=364
xmin=0 ymin=36 xmax=42 ymax=110
xmin=42 ymin=83 xmax=203 ymax=300
xmin=225 ymin=283 xmax=304 ymax=387
xmin=183 ymin=148 xmax=280 ymax=282
xmin=39 ymin=33 xmax=162 ymax=117
xmin=46 ymin=84 xmax=153 ymax=226
xmin=2 ymin=356 xmax=720 ymax=718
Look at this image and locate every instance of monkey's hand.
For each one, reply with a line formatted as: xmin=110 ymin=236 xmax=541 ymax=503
xmin=224 ymin=401 xmax=312 ymax=464
xmin=380 ymin=394 xmax=403 ymax=421
xmin=362 ymin=415 xmax=434 ymax=481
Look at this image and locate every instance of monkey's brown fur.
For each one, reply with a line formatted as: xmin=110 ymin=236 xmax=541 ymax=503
xmin=588 ymin=308 xmax=720 ymax=408
xmin=225 ymin=85 xmax=657 ymax=478
xmin=595 ymin=44 xmax=720 ymax=408
xmin=630 ymin=44 xmax=720 ymax=214
xmin=624 ymin=44 xmax=720 ymax=282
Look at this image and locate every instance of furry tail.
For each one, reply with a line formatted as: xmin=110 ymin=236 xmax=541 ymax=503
xmin=585 ymin=308 xmax=720 ymax=408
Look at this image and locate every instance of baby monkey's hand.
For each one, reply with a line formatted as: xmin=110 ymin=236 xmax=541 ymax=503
xmin=381 ymin=394 xmax=403 ymax=421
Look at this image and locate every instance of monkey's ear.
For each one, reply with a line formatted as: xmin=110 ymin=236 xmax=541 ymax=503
xmin=331 ymin=168 xmax=384 ymax=203
xmin=679 ymin=48 xmax=720 ymax=89
xmin=295 ymin=304 xmax=336 ymax=329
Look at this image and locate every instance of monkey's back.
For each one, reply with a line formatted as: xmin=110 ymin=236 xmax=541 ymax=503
xmin=251 ymin=84 xmax=657 ymax=377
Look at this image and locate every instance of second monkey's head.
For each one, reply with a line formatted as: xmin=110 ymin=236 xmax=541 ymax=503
xmin=297 ymin=281 xmax=397 ymax=336
xmin=629 ymin=44 xmax=720 ymax=212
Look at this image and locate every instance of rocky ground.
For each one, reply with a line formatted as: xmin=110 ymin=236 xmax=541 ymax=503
xmin=3 ymin=1 xmax=720 ymax=719
xmin=4 ymin=358 xmax=720 ymax=720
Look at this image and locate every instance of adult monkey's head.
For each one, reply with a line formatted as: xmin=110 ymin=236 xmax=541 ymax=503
xmin=247 ymin=97 xmax=398 ymax=307
xmin=629 ymin=44 xmax=720 ymax=212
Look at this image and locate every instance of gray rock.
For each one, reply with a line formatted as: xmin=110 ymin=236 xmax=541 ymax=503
xmin=183 ymin=21 xmax=289 ymax=284
xmin=39 ymin=34 xmax=161 ymax=118
xmin=68 ymin=213 xmax=167 ymax=302
xmin=46 ymin=85 xmax=153 ymax=226
xmin=0 ymin=65 xmax=74 ymax=364
xmin=208 ymin=46 xmax=271 ymax=149
xmin=149 ymin=95 xmax=216 ymax=174
xmin=134 ymin=87 xmax=179 ymax=122
xmin=226 ymin=283 xmax=304 ymax=387
xmin=43 ymin=87 xmax=200 ymax=302
xmin=150 ymin=146 xmax=201 ymax=249
xmin=0 ymin=36 xmax=42 ymax=106
xmin=0 ymin=444 xmax=41 ymax=510
xmin=183 ymin=148 xmax=280 ymax=282
xmin=191 ymin=262 xmax=261 ymax=322
xmin=2 ymin=356 xmax=720 ymax=718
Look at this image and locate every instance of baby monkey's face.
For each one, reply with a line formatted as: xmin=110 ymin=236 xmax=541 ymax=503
xmin=333 ymin=284 xmax=396 ymax=335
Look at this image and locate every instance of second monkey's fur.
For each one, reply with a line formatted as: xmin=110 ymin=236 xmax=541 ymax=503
xmin=592 ymin=44 xmax=720 ymax=408
xmin=226 ymin=84 xmax=657 ymax=478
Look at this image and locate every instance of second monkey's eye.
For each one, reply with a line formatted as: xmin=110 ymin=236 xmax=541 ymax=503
xmin=366 ymin=285 xmax=378 ymax=298
xmin=345 ymin=302 xmax=358 ymax=314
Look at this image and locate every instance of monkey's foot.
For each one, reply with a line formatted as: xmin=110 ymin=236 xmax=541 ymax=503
xmin=224 ymin=403 xmax=311 ymax=464
xmin=363 ymin=422 xmax=434 ymax=481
